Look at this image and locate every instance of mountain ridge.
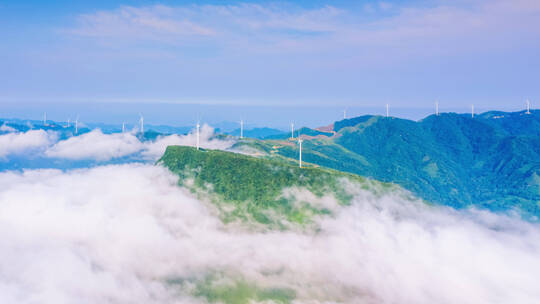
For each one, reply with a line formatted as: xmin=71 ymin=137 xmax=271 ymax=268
xmin=159 ymin=145 xmax=402 ymax=228
xmin=234 ymin=110 xmax=540 ymax=217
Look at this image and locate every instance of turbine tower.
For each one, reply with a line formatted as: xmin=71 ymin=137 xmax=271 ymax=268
xmin=471 ymin=104 xmax=475 ymax=118
xmin=386 ymin=104 xmax=389 ymax=118
xmin=75 ymin=116 xmax=79 ymax=134
xmin=435 ymin=101 xmax=439 ymax=116
xmin=240 ymin=119 xmax=244 ymax=139
xmin=526 ymin=99 xmax=531 ymax=115
xmin=139 ymin=114 xmax=144 ymax=133
xmin=67 ymin=118 xmax=71 ymax=128
xmin=298 ymin=138 xmax=303 ymax=168
xmin=343 ymin=109 xmax=347 ymax=119
xmin=291 ymin=122 xmax=294 ymax=139
xmin=43 ymin=112 xmax=47 ymax=126
xmin=122 ymin=122 xmax=125 ymax=133
xmin=196 ymin=121 xmax=200 ymax=150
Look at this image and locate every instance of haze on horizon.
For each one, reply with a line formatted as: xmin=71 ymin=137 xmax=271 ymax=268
xmin=1 ymin=0 xmax=539 ymax=116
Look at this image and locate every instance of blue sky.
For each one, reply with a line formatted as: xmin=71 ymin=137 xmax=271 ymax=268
xmin=1 ymin=0 xmax=539 ymax=124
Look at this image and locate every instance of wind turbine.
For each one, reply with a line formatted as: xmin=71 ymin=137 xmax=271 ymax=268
xmin=386 ymin=104 xmax=389 ymax=118
xmin=471 ymin=104 xmax=475 ymax=118
xmin=343 ymin=109 xmax=347 ymax=119
xmin=122 ymin=122 xmax=125 ymax=133
xmin=298 ymin=137 xmax=303 ymax=168
xmin=67 ymin=118 xmax=71 ymax=128
xmin=526 ymin=99 xmax=531 ymax=115
xmin=240 ymin=119 xmax=244 ymax=139
xmin=139 ymin=114 xmax=144 ymax=133
xmin=435 ymin=101 xmax=439 ymax=116
xmin=75 ymin=115 xmax=79 ymax=134
xmin=43 ymin=112 xmax=47 ymax=126
xmin=291 ymin=122 xmax=294 ymax=139
xmin=196 ymin=120 xmax=200 ymax=150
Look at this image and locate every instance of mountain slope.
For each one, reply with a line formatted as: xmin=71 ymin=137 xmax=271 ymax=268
xmin=236 ymin=110 xmax=540 ymax=217
xmin=159 ymin=145 xmax=400 ymax=228
xmin=225 ymin=127 xmax=285 ymax=139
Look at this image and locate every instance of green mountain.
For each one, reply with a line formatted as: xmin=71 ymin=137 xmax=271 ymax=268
xmin=264 ymin=127 xmax=334 ymax=139
xmin=159 ymin=145 xmax=400 ymax=228
xmin=225 ymin=127 xmax=285 ymax=139
xmin=234 ymin=110 xmax=540 ymax=217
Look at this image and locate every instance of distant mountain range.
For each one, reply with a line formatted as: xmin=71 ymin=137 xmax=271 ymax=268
xmin=224 ymin=127 xmax=285 ymax=139
xmin=3 ymin=110 xmax=539 ymax=217
xmin=0 ymin=117 xmax=285 ymax=139
xmin=235 ymin=110 xmax=540 ymax=217
xmin=0 ymin=118 xmax=191 ymax=135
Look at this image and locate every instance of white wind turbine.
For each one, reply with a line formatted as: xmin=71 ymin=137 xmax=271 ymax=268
xmin=75 ymin=115 xmax=79 ymax=134
xmin=240 ymin=119 xmax=244 ymax=139
xmin=471 ymin=104 xmax=475 ymax=118
xmin=290 ymin=122 xmax=294 ymax=139
xmin=139 ymin=114 xmax=144 ymax=133
xmin=298 ymin=137 xmax=303 ymax=168
xmin=43 ymin=112 xmax=47 ymax=126
xmin=435 ymin=101 xmax=439 ymax=116
xmin=526 ymin=99 xmax=531 ymax=115
xmin=122 ymin=122 xmax=125 ymax=133
xmin=196 ymin=120 xmax=200 ymax=150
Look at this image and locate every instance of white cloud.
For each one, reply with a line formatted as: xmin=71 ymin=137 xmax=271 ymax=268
xmin=142 ymin=124 xmax=235 ymax=159
xmin=378 ymin=2 xmax=393 ymax=11
xmin=64 ymin=0 xmax=540 ymax=57
xmin=0 ymin=130 xmax=56 ymax=158
xmin=69 ymin=5 xmax=215 ymax=42
xmin=0 ymin=123 xmax=16 ymax=132
xmin=0 ymin=164 xmax=539 ymax=303
xmin=44 ymin=125 xmax=234 ymax=161
xmin=45 ymin=129 xmax=143 ymax=161
xmin=68 ymin=3 xmax=342 ymax=42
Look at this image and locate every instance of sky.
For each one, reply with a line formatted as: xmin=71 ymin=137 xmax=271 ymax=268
xmin=1 ymin=0 xmax=539 ymax=125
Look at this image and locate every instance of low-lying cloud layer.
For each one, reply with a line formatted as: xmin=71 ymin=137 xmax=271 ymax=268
xmin=45 ymin=129 xmax=144 ymax=161
xmin=0 ymin=164 xmax=539 ymax=303
xmin=0 ymin=124 xmax=233 ymax=164
xmin=0 ymin=130 xmax=56 ymax=158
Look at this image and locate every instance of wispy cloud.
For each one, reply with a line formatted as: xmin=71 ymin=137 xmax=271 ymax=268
xmin=0 ymin=125 xmax=233 ymax=164
xmin=68 ymin=3 xmax=343 ymax=42
xmin=45 ymin=129 xmax=144 ymax=161
xmin=0 ymin=130 xmax=56 ymax=158
xmin=5 ymin=0 xmax=540 ymax=107
xmin=69 ymin=5 xmax=215 ymax=42
xmin=64 ymin=0 xmax=540 ymax=56
xmin=44 ymin=125 xmax=233 ymax=161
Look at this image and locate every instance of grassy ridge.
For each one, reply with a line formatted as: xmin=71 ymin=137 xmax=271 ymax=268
xmin=159 ymin=146 xmax=396 ymax=226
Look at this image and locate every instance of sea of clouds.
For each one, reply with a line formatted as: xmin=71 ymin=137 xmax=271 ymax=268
xmin=0 ymin=124 xmax=232 ymax=168
xmin=0 ymin=129 xmax=57 ymax=158
xmin=0 ymin=125 xmax=539 ymax=303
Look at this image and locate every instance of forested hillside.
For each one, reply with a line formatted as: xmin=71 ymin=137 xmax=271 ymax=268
xmin=235 ymin=110 xmax=540 ymax=217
